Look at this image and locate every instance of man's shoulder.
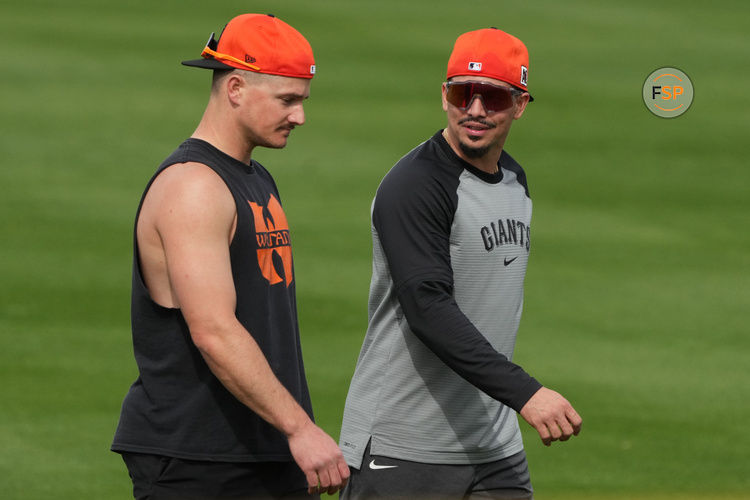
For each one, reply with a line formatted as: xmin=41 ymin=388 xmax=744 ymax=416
xmin=499 ymin=149 xmax=525 ymax=175
xmin=142 ymin=160 xmax=234 ymax=226
xmin=373 ymin=134 xmax=462 ymax=221
xmin=499 ymin=150 xmax=530 ymax=197
xmin=155 ymin=160 xmax=225 ymax=184
xmin=382 ymin=133 xmax=460 ymax=190
xmin=158 ymin=138 xmax=206 ymax=169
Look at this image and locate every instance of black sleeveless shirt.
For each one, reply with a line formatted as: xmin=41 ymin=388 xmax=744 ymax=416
xmin=112 ymin=139 xmax=313 ymax=462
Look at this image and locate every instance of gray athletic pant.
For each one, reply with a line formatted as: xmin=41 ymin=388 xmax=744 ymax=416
xmin=340 ymin=442 xmax=533 ymax=499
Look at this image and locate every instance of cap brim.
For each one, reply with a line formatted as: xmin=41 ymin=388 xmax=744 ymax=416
xmin=181 ymin=58 xmax=236 ymax=70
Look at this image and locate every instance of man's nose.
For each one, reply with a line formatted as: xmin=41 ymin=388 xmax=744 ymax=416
xmin=289 ymin=105 xmax=305 ymax=126
xmin=466 ymin=94 xmax=488 ymax=116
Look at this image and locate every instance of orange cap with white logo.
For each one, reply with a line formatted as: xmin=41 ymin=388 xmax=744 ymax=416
xmin=182 ymin=14 xmax=316 ymax=79
xmin=446 ymin=28 xmax=532 ymax=99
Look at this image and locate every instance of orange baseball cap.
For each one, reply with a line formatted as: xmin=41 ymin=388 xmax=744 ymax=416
xmin=446 ymin=27 xmax=533 ymax=100
xmin=182 ymin=14 xmax=316 ymax=79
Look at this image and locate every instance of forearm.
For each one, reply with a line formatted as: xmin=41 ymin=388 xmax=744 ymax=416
xmin=191 ymin=321 xmax=311 ymax=437
xmin=192 ymin=319 xmax=349 ymax=493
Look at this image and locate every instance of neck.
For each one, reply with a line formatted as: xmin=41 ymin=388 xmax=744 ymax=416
xmin=191 ymin=101 xmax=254 ymax=164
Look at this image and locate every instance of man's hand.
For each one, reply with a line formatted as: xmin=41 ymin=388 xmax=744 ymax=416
xmin=287 ymin=421 xmax=350 ymax=495
xmin=519 ymin=387 xmax=582 ymax=446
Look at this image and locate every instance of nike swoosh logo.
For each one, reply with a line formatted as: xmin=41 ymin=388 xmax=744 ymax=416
xmin=369 ymin=459 xmax=398 ymax=470
xmin=504 ymin=256 xmax=518 ymax=266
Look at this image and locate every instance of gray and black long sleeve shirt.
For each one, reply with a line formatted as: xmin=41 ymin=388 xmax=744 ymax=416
xmin=340 ymin=130 xmax=542 ymax=467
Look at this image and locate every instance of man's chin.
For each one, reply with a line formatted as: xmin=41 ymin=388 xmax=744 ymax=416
xmin=458 ymin=140 xmax=491 ymax=159
xmin=260 ymin=137 xmax=289 ymax=150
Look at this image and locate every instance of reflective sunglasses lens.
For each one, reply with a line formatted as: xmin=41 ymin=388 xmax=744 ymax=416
xmin=445 ymin=83 xmax=469 ymax=108
xmin=446 ymin=82 xmax=514 ymax=112
xmin=481 ymin=85 xmax=514 ymax=111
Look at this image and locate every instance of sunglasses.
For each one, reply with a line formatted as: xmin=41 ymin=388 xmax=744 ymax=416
xmin=201 ymin=32 xmax=260 ymax=71
xmin=445 ymin=81 xmax=524 ymax=113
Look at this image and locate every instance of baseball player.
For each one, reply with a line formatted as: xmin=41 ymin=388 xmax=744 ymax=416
xmin=339 ymin=27 xmax=582 ymax=499
xmin=112 ymin=14 xmax=348 ymax=499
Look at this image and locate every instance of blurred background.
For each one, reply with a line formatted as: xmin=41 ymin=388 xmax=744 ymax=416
xmin=1 ymin=1 xmax=748 ymax=498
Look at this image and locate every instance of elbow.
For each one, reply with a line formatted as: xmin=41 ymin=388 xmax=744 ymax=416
xmin=189 ymin=325 xmax=213 ymax=353
xmin=187 ymin=317 xmax=235 ymax=355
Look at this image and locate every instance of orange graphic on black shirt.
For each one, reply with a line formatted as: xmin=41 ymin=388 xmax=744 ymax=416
xmin=248 ymin=195 xmax=293 ymax=287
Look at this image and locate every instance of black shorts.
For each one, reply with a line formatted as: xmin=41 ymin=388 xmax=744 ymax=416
xmin=341 ymin=442 xmax=533 ymax=500
xmin=120 ymin=452 xmax=317 ymax=500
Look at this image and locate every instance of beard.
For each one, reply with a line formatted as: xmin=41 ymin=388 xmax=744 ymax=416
xmin=458 ymin=140 xmax=491 ymax=159
xmin=457 ymin=117 xmax=495 ymax=158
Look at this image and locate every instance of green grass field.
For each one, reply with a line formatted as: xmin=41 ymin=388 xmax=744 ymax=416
xmin=1 ymin=0 xmax=748 ymax=498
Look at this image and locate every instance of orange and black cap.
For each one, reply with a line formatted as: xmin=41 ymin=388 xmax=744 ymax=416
xmin=447 ymin=27 xmax=533 ymax=101
xmin=182 ymin=14 xmax=316 ymax=79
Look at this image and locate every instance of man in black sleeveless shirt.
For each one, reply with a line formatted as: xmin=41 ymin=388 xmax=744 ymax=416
xmin=111 ymin=14 xmax=348 ymax=499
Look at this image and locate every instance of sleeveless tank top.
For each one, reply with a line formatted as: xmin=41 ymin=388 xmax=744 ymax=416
xmin=112 ymin=139 xmax=313 ymax=461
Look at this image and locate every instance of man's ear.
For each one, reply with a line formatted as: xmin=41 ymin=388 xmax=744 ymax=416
xmin=226 ymin=72 xmax=245 ymax=105
xmin=513 ymin=93 xmax=531 ymax=120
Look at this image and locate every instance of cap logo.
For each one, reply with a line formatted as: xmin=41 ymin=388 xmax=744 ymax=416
xmin=468 ymin=62 xmax=482 ymax=72
xmin=310 ymin=65 xmax=316 ymax=75
xmin=245 ymin=55 xmax=257 ymax=64
xmin=520 ymin=66 xmax=528 ymax=86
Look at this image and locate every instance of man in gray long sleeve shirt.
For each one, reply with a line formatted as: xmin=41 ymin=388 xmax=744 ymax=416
xmin=339 ymin=27 xmax=582 ymax=500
